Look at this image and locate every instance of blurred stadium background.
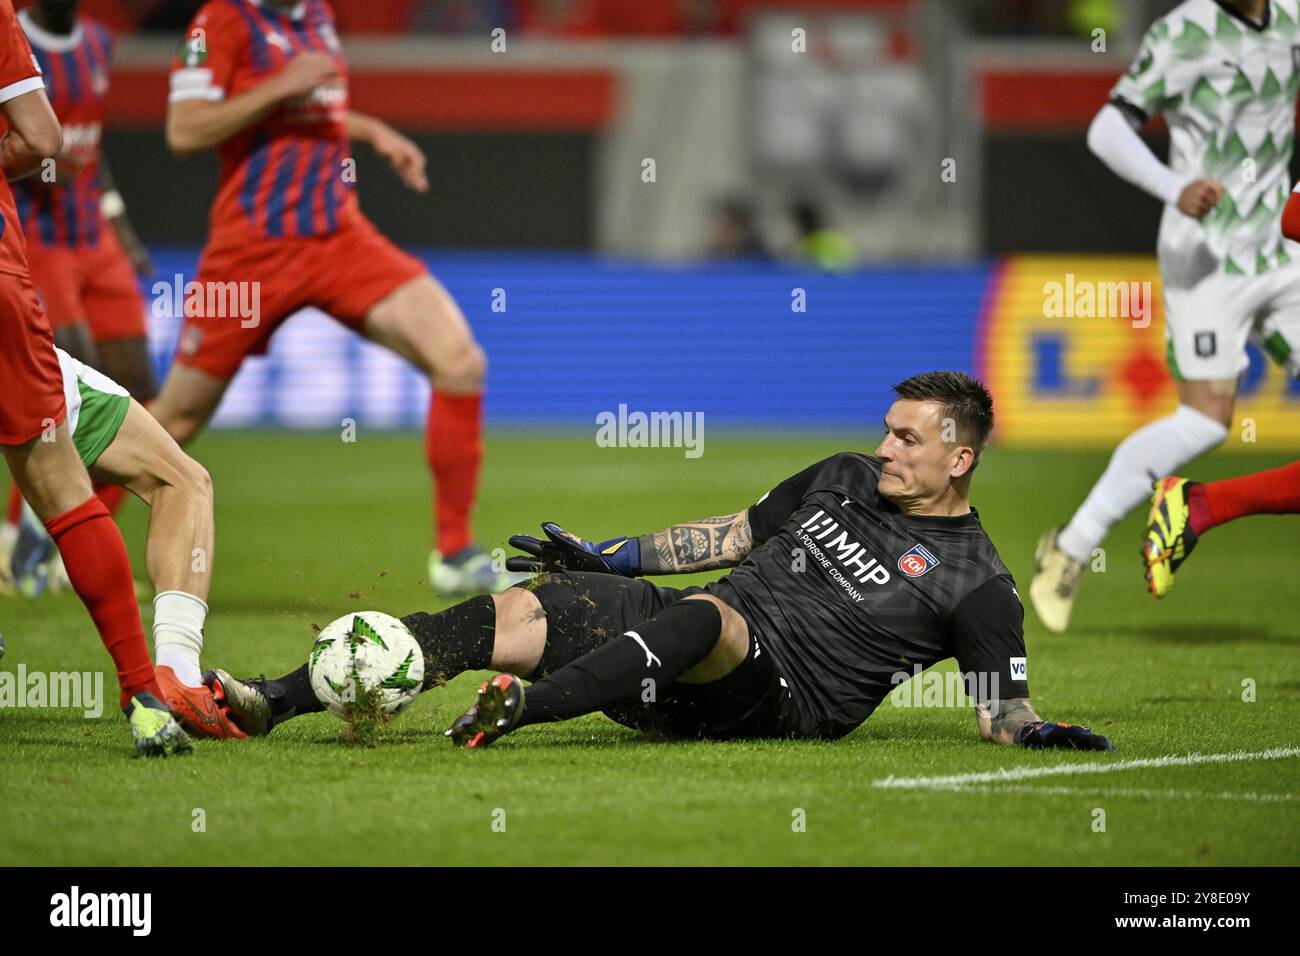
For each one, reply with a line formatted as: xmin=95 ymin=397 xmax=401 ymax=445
xmin=76 ymin=0 xmax=1299 ymax=444
xmin=4 ymin=1 xmax=1298 ymax=870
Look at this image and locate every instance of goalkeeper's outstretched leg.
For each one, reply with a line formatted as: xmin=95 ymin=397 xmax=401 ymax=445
xmin=205 ymin=571 xmax=758 ymax=741
xmin=446 ymin=594 xmax=758 ymax=748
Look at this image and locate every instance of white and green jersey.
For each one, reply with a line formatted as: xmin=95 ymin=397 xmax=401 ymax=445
xmin=1112 ymin=0 xmax=1300 ymax=277
xmin=56 ymin=347 xmax=132 ymax=468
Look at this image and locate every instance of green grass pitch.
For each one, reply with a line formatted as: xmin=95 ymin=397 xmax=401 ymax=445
xmin=1 ymin=431 xmax=1296 ymax=865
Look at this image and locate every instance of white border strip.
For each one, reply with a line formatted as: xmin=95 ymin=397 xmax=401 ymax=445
xmin=871 ymin=747 xmax=1300 ymax=790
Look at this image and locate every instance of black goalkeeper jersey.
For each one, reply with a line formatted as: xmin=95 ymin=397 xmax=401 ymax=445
xmin=706 ymin=452 xmax=1029 ymax=739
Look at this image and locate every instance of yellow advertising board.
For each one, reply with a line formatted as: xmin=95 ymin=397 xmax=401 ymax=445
xmin=979 ymin=255 xmax=1300 ymax=448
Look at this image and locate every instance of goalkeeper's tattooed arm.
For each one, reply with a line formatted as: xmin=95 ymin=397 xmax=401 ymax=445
xmin=637 ymin=511 xmax=754 ymax=575
xmin=976 ymin=697 xmax=1040 ymax=746
xmin=506 ymin=513 xmax=752 ymax=577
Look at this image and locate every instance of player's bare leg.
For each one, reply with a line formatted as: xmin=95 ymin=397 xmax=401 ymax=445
xmin=78 ymin=337 xmax=158 ymax=541
xmin=93 ymin=400 xmax=214 ymax=601
xmin=365 ymin=273 xmax=519 ymax=595
xmin=4 ymin=425 xmax=95 ymax=522
xmin=1030 ymin=377 xmax=1232 ymax=632
xmin=147 ymin=362 xmax=231 ymax=448
xmin=3 ymin=426 xmax=191 ymax=755
xmin=486 ymin=585 xmax=548 ymax=676
xmin=1176 ymin=378 xmax=1236 ymax=430
xmin=4 ymin=412 xmax=97 ymax=600
xmin=90 ymin=400 xmax=243 ymax=739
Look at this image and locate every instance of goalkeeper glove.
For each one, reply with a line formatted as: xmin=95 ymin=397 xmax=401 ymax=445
xmin=1014 ymin=720 xmax=1116 ymax=751
xmin=506 ymin=523 xmax=641 ymax=576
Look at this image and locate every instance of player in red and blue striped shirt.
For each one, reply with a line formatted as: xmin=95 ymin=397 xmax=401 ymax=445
xmin=4 ymin=0 xmax=155 ymax=551
xmin=153 ymin=0 xmax=511 ymax=596
xmin=0 ymin=0 xmax=192 ymax=755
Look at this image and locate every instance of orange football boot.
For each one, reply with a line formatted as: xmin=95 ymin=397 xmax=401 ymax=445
xmin=155 ymin=665 xmax=248 ymax=739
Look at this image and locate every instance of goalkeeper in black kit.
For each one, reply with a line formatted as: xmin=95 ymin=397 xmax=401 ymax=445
xmin=204 ymin=372 xmax=1115 ymax=752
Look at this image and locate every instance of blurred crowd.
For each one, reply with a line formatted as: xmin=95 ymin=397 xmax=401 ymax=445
xmin=71 ymin=0 xmax=1166 ymax=39
xmin=73 ymin=0 xmax=898 ymax=36
xmin=705 ymin=199 xmax=859 ymax=271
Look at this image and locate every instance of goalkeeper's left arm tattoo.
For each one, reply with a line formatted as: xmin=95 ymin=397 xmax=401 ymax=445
xmin=637 ymin=510 xmax=753 ymax=574
xmin=976 ymin=697 xmax=1040 ymax=745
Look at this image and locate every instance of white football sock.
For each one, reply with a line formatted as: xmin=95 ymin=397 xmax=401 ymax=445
xmin=1058 ymin=404 xmax=1227 ymax=562
xmin=153 ymin=590 xmax=207 ymax=687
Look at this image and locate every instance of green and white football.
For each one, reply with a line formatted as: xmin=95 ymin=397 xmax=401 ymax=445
xmin=308 ymin=611 xmax=424 ymax=719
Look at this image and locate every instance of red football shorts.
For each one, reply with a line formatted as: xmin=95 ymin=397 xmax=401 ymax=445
xmin=175 ymin=211 xmax=426 ymax=379
xmin=0 ymin=269 xmax=66 ymax=445
xmin=27 ymin=230 xmax=147 ymax=341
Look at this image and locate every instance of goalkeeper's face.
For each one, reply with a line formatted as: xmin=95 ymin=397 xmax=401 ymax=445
xmin=874 ymin=399 xmax=974 ymax=507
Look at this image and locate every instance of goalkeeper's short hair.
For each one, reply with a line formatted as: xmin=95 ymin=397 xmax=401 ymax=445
xmin=892 ymin=371 xmax=995 ymax=466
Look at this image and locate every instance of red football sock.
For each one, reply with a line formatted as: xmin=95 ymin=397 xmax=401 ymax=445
xmin=426 ymin=390 xmax=482 ymax=556
xmin=94 ymin=481 xmax=127 ymax=516
xmin=1189 ymin=461 xmax=1300 ymax=535
xmin=5 ymin=482 xmax=21 ymax=526
xmin=45 ymin=497 xmax=159 ymax=710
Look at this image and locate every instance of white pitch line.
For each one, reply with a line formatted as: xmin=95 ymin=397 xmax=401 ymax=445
xmin=946 ymin=784 xmax=1299 ymax=803
xmin=871 ymin=747 xmax=1300 ymax=790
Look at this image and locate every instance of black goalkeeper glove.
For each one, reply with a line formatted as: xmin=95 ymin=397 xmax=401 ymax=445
xmin=505 ymin=523 xmax=642 ymax=576
xmin=1014 ymin=720 xmax=1116 ymax=751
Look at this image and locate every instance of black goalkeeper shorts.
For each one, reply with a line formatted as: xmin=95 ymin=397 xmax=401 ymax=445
xmin=512 ymin=570 xmax=793 ymax=740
